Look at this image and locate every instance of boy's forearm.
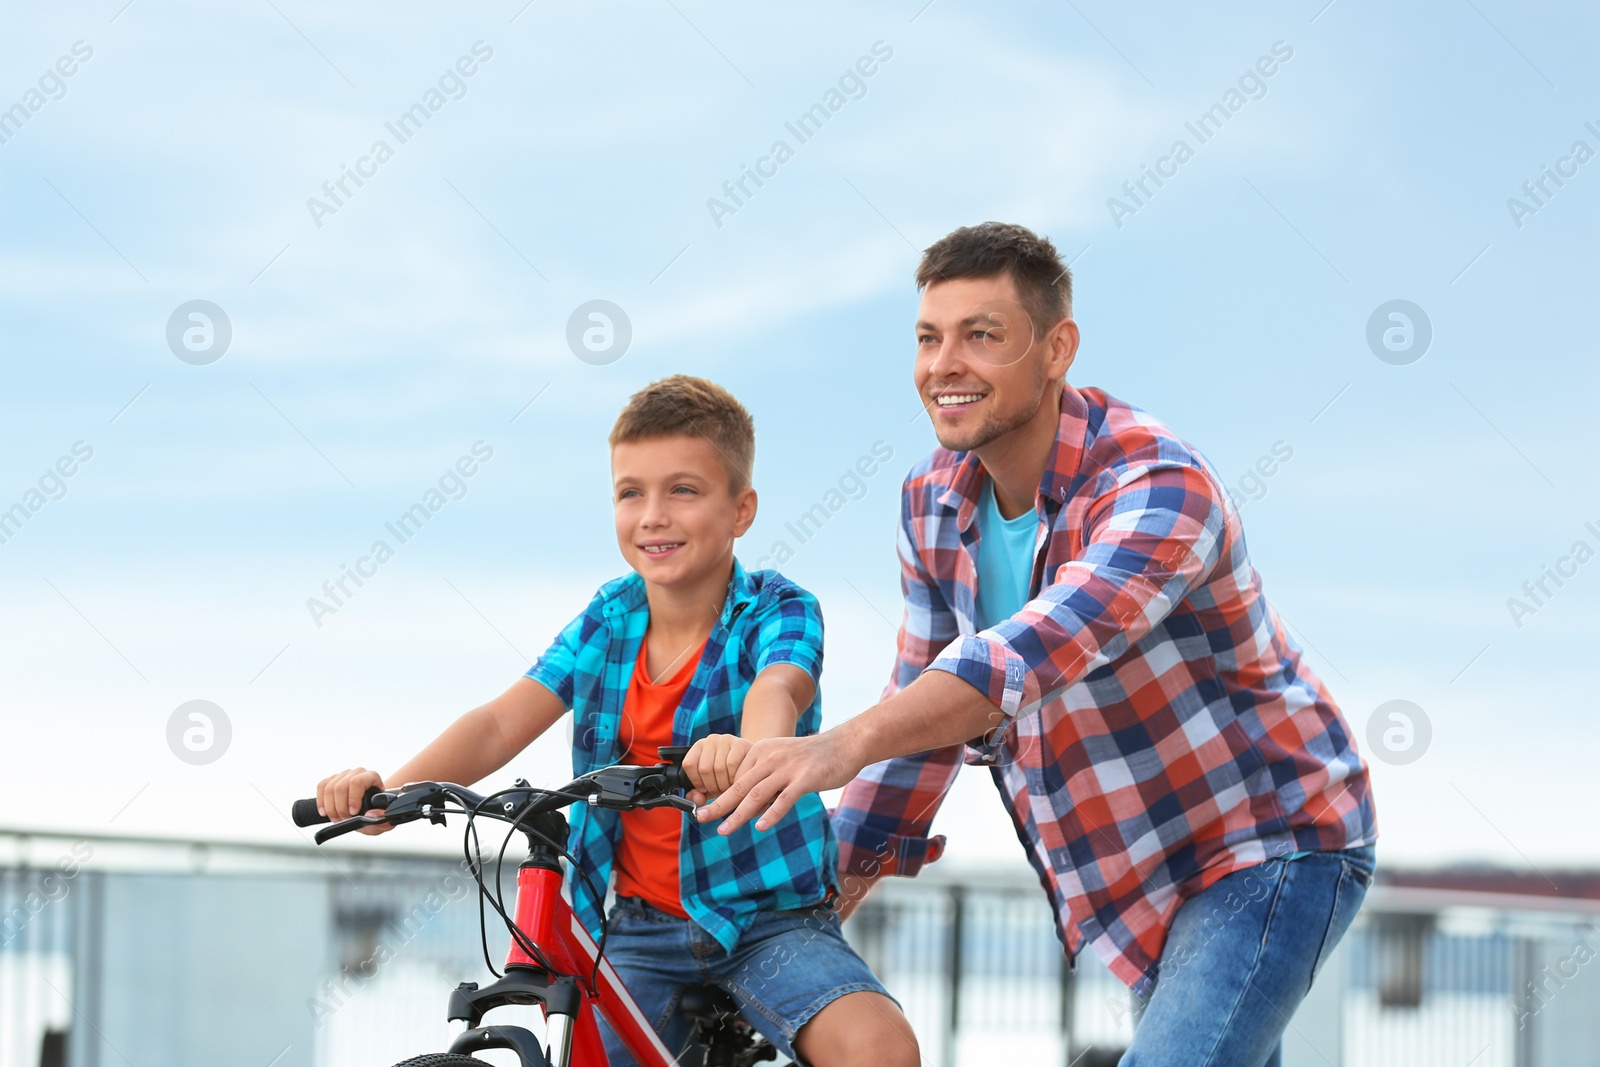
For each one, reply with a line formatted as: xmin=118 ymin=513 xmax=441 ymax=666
xmin=386 ymin=705 xmax=508 ymax=789
xmin=387 ymin=676 xmax=568 ymax=789
xmin=740 ymin=664 xmax=813 ymax=741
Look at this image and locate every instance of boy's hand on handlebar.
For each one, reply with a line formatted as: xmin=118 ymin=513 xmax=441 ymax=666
xmin=680 ymin=734 xmax=752 ymax=804
xmin=316 ymin=768 xmax=392 ymax=835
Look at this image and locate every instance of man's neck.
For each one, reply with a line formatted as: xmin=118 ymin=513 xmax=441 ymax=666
xmin=976 ymin=383 xmax=1065 ymax=520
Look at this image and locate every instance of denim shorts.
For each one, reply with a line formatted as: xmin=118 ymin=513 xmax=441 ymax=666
xmin=594 ymin=894 xmax=894 ymax=1066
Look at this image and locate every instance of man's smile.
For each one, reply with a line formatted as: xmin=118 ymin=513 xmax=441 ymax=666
xmin=931 ymin=388 xmax=989 ymax=413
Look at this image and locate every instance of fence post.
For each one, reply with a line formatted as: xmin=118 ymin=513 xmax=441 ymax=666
xmin=945 ymin=886 xmax=965 ymax=1067
xmin=1058 ymin=942 xmax=1075 ymax=1065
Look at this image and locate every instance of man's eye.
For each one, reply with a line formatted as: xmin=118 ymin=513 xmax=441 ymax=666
xmin=917 ymin=335 xmax=937 ymax=345
xmin=970 ymin=330 xmax=999 ymax=342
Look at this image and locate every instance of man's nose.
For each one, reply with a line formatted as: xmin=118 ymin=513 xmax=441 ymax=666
xmin=925 ymin=336 xmax=968 ymax=383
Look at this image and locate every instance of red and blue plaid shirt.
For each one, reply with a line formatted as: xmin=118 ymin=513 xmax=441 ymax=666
xmin=833 ymin=385 xmax=1376 ymax=993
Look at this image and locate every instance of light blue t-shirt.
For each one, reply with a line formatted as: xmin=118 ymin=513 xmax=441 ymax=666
xmin=974 ymin=476 xmax=1038 ymax=630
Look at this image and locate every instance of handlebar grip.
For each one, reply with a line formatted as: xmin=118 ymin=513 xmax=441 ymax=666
xmin=656 ymin=746 xmax=693 ymax=792
xmin=292 ymin=785 xmax=382 ymax=827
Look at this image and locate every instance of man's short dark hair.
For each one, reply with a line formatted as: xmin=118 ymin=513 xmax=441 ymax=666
xmin=915 ymin=222 xmax=1072 ymax=332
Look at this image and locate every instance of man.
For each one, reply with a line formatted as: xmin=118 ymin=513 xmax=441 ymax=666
xmin=699 ymin=222 xmax=1377 ymax=1065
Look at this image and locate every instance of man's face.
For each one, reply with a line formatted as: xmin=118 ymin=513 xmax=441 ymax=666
xmin=915 ymin=274 xmax=1054 ymax=453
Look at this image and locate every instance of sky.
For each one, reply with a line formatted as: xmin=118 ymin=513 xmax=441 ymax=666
xmin=1 ymin=0 xmax=1596 ymax=877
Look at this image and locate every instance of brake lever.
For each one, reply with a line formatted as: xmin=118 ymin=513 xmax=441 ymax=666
xmin=313 ymin=813 xmax=390 ymax=845
xmin=635 ymin=794 xmax=698 ymax=814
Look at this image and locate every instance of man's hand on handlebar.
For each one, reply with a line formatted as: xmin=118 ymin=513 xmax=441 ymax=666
xmin=316 ymin=767 xmax=392 ymax=835
xmin=680 ymin=733 xmax=751 ymax=806
xmin=694 ymin=732 xmax=862 ymax=834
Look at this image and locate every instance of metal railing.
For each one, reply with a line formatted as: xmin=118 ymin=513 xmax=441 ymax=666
xmin=848 ymin=870 xmax=1600 ymax=1067
xmin=4 ymin=829 xmax=1599 ymax=1067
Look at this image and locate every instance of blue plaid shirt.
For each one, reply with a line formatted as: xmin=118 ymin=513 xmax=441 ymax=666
xmin=525 ymin=557 xmax=838 ymax=951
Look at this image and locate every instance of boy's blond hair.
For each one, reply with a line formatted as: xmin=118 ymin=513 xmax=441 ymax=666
xmin=609 ymin=375 xmax=755 ymax=492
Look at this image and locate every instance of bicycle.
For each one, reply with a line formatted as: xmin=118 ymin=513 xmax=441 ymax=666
xmin=292 ymin=747 xmax=779 ymax=1067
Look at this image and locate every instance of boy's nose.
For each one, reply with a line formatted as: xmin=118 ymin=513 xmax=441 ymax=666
xmin=640 ymin=498 xmax=670 ymax=527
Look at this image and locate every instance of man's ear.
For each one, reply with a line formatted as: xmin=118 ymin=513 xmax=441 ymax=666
xmin=733 ymin=485 xmax=758 ymax=537
xmin=1047 ymin=317 xmax=1080 ymax=381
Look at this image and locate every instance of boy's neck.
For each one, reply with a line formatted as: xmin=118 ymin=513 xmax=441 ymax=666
xmin=642 ymin=556 xmax=733 ymax=645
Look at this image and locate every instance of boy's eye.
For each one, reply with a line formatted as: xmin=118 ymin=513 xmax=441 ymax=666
xmin=672 ymin=485 xmax=697 ymax=495
xmin=618 ymin=488 xmax=640 ymax=500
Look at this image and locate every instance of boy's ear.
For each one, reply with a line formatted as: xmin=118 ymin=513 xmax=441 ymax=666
xmin=733 ymin=485 xmax=758 ymax=537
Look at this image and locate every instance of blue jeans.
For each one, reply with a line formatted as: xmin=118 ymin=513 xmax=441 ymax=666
xmin=595 ymin=895 xmax=893 ymax=1066
xmin=1122 ymin=846 xmax=1375 ymax=1067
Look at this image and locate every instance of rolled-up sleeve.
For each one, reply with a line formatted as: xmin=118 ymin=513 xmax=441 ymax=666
xmin=833 ymin=747 xmax=957 ymax=878
xmin=751 ymin=582 xmax=824 ymax=685
xmin=931 ymin=463 xmax=1226 ymax=752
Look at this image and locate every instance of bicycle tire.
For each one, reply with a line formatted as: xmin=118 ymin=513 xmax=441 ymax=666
xmin=390 ymin=1056 xmax=497 ymax=1067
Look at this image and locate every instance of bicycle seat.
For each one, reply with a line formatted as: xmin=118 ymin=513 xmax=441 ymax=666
xmin=677 ymin=984 xmax=777 ymax=1066
xmin=678 ymin=983 xmax=743 ymax=1024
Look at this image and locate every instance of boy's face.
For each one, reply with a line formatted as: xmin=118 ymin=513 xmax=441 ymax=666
xmin=611 ymin=434 xmax=756 ymax=591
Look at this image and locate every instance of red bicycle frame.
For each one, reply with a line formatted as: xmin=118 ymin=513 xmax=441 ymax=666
xmin=496 ymin=861 xmax=677 ymax=1066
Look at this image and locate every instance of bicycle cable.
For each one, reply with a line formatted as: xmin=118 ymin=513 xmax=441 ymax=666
xmin=486 ymin=788 xmax=615 ymax=992
xmin=462 ymin=807 xmax=504 ymax=979
xmin=457 ymin=793 xmax=556 ymax=979
xmin=468 ymin=790 xmax=556 ymax=975
xmin=520 ymin=815 xmax=611 ymax=990
xmin=384 ymin=779 xmax=657 ymax=990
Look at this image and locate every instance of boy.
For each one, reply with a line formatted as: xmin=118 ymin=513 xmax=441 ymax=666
xmin=316 ymin=375 xmax=916 ymax=1067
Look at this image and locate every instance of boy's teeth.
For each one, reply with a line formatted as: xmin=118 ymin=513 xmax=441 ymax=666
xmin=643 ymin=543 xmax=683 ymax=554
xmin=937 ymin=393 xmax=984 ymax=406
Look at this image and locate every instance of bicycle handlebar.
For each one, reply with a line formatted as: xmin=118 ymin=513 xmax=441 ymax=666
xmin=291 ymin=746 xmax=697 ymax=845
xmin=291 ymin=786 xmax=382 ymax=828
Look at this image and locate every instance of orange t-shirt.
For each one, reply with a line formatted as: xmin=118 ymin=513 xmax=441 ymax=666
xmin=612 ymin=636 xmax=706 ymax=917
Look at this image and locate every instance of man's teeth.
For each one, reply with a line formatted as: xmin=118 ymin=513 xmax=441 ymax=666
xmin=936 ymin=393 xmax=985 ymax=407
xmin=642 ymin=543 xmax=683 ymax=554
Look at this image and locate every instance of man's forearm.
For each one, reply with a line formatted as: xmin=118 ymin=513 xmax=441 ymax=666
xmin=696 ymin=666 xmax=1004 ymax=834
xmin=836 ymin=669 xmax=1002 ymax=770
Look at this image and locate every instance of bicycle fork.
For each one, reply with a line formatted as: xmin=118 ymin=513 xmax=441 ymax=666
xmin=445 ymin=856 xmax=586 ymax=1067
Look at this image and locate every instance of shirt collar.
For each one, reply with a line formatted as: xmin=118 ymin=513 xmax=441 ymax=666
xmin=600 ymin=556 xmax=756 ymax=624
xmin=938 ymin=384 xmax=1091 ymax=526
xmin=1039 ymin=384 xmax=1090 ymax=505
